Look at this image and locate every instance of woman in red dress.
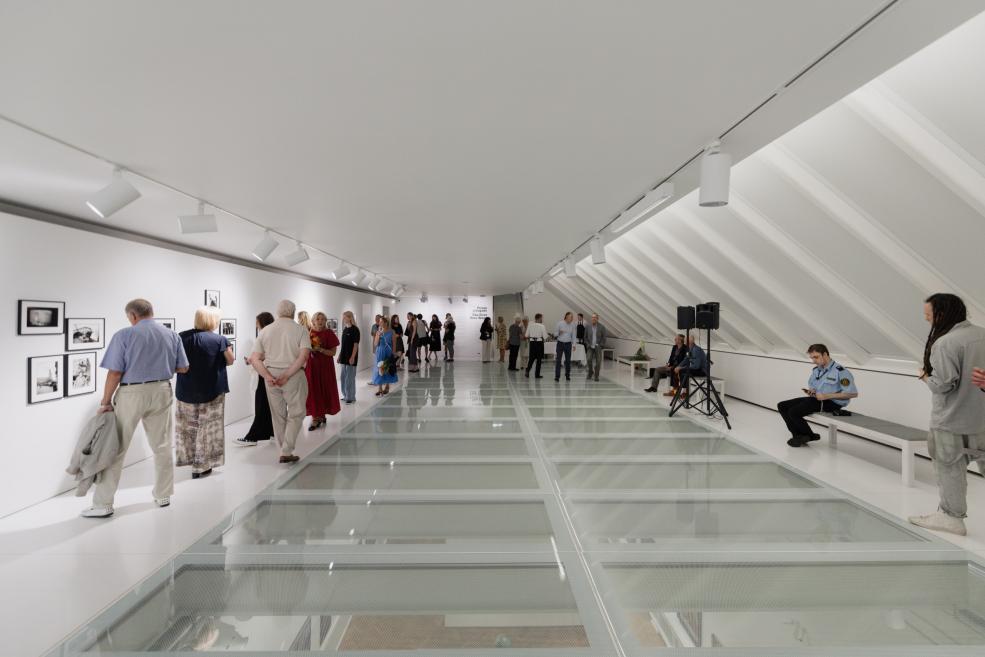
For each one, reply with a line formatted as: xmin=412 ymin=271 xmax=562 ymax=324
xmin=306 ymin=311 xmax=341 ymax=429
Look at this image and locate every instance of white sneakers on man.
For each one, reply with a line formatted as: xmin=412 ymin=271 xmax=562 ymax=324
xmin=908 ymin=511 xmax=967 ymax=536
xmin=155 ymin=497 xmax=171 ymax=508
xmin=80 ymin=506 xmax=114 ymax=518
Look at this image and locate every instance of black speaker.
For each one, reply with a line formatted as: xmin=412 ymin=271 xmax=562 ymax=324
xmin=696 ymin=302 xmax=720 ymax=330
xmin=677 ymin=306 xmax=695 ymax=330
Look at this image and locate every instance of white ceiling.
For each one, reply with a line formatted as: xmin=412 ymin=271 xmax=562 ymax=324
xmin=0 ymin=1 xmax=982 ymax=294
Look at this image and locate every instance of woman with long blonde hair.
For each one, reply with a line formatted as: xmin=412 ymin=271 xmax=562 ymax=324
xmin=305 ymin=311 xmax=340 ymax=429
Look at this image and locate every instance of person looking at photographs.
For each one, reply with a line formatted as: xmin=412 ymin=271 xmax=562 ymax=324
xmin=81 ymin=298 xmax=189 ymax=518
xmin=251 ymin=299 xmax=311 ymax=464
xmin=305 ymin=311 xmax=341 ymax=429
xmin=175 ymin=307 xmax=234 ymax=480
xmin=443 ymin=313 xmax=456 ymax=362
xmin=776 ymin=344 xmax=858 ymax=448
xmin=909 ymin=294 xmax=985 ymax=536
xmin=236 ymin=311 xmax=276 ymax=445
xmin=338 ymin=311 xmax=360 ymax=404
xmin=372 ymin=315 xmax=399 ymax=395
xmin=480 ymin=317 xmax=495 ymax=363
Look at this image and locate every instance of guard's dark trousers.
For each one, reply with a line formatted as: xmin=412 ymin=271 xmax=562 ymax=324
xmin=777 ymin=396 xmax=841 ymax=438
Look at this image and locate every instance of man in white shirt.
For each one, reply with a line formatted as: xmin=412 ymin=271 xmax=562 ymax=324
xmin=524 ymin=313 xmax=548 ymax=379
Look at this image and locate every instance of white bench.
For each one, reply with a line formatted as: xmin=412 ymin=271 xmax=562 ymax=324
xmin=616 ymin=356 xmax=655 ymax=382
xmin=807 ymin=412 xmax=927 ymax=487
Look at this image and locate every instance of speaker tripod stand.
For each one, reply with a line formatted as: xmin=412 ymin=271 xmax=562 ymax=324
xmin=668 ymin=327 xmax=731 ymax=430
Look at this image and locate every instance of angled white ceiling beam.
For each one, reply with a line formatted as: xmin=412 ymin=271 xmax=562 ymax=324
xmin=597 ymin=253 xmax=692 ymax=340
xmin=846 ymin=81 xmax=985 ymax=219
xmin=574 ymin=260 xmax=671 ymax=336
xmin=613 ymin=240 xmax=754 ymax=351
xmin=625 ymin=237 xmax=774 ymax=353
xmin=760 ymin=142 xmax=985 ymax=323
xmin=674 ymin=206 xmax=871 ymax=365
xmin=727 ymin=192 xmax=924 ymax=359
xmin=554 ymin=273 xmax=645 ymax=336
xmin=548 ymin=276 xmax=637 ymax=337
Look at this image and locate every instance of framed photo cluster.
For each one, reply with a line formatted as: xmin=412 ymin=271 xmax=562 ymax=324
xmin=155 ymin=318 xmax=176 ymax=331
xmin=19 ymin=299 xmax=102 ymax=404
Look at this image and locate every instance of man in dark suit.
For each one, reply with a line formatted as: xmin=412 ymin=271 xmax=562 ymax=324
xmin=645 ymin=334 xmax=687 ymax=394
xmin=583 ymin=314 xmax=608 ymax=382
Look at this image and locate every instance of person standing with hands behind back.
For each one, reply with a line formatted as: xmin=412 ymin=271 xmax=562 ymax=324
xmin=909 ymin=294 xmax=985 ymax=536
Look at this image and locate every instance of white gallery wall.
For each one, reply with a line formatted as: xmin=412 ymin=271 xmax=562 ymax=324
xmin=0 ymin=210 xmax=393 ymax=518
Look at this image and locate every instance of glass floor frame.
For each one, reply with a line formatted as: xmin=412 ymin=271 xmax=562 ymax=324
xmin=46 ymin=363 xmax=985 ymax=656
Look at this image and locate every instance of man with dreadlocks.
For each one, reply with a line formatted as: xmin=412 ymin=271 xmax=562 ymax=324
xmin=910 ymin=293 xmax=985 ymax=536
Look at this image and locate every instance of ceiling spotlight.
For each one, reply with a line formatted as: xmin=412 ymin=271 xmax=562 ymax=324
xmin=376 ymin=281 xmax=392 ymax=294
xmin=463 ymin=296 xmax=468 ymax=303
xmin=699 ymin=140 xmax=732 ymax=207
xmin=523 ymin=288 xmax=530 ymax=300
xmin=590 ymin=234 xmax=606 ymax=265
xmin=330 ymin=263 xmax=352 ymax=280
xmin=612 ymin=181 xmax=675 ymax=233
xmin=284 ymin=242 xmax=309 ymax=267
xmin=448 ymin=296 xmax=453 ymax=304
xmin=420 ymin=294 xmax=428 ymax=303
xmin=86 ymin=169 xmax=141 ymax=219
xmin=563 ymin=256 xmax=577 ymax=277
xmin=366 ymin=275 xmax=380 ymax=290
xmin=178 ymin=201 xmax=218 ymax=234
xmin=392 ymin=285 xmax=405 ymax=298
xmin=534 ymin=280 xmax=544 ymax=294
xmin=252 ymin=231 xmax=279 ymax=262
xmin=352 ymin=271 xmax=369 ymax=287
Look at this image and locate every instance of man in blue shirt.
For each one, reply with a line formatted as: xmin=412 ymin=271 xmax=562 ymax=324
xmin=554 ymin=312 xmax=577 ymax=382
xmin=674 ymin=334 xmax=707 ymax=388
xmin=777 ymin=343 xmax=858 ymax=447
xmin=82 ymin=298 xmax=189 ymax=518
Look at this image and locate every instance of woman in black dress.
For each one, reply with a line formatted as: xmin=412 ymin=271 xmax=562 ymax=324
xmin=390 ymin=314 xmax=404 ymax=366
xmin=428 ymin=314 xmax=442 ymax=360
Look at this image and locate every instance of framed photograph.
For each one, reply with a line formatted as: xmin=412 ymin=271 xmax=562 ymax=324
xmin=327 ymin=318 xmax=338 ymax=332
xmin=66 ymin=317 xmax=105 ymax=351
xmin=155 ymin=318 xmax=176 ymax=331
xmin=65 ymin=351 xmax=98 ymax=397
xmin=18 ymin=300 xmax=65 ymax=335
xmin=204 ymin=289 xmax=221 ymax=308
xmin=219 ymin=318 xmax=237 ymax=340
xmin=228 ymin=339 xmax=237 ymax=359
xmin=28 ymin=354 xmax=64 ymax=404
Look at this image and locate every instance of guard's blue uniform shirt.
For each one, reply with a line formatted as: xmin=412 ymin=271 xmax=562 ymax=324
xmin=808 ymin=360 xmax=857 ymax=407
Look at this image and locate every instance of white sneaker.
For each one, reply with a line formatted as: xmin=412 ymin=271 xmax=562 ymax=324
xmin=154 ymin=497 xmax=171 ymax=508
xmin=908 ymin=511 xmax=967 ymax=536
xmin=80 ymin=506 xmax=114 ymax=518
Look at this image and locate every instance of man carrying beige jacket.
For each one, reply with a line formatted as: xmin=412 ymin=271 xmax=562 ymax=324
xmin=251 ymin=299 xmax=311 ymax=464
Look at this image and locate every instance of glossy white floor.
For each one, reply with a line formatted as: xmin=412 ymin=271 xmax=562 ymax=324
xmin=2 ymin=360 xmax=984 ymax=655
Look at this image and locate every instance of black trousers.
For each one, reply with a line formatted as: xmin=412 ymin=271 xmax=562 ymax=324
xmin=554 ymin=342 xmax=572 ymax=380
xmin=508 ymin=344 xmax=520 ymax=370
xmin=777 ymin=396 xmax=841 ymax=438
xmin=526 ymin=341 xmax=544 ymax=377
xmin=243 ymin=378 xmax=274 ymax=440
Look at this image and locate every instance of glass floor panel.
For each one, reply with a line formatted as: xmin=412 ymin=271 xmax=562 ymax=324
xmin=380 ymin=396 xmax=515 ymax=407
xmin=215 ymin=500 xmax=556 ymax=546
xmin=318 ymin=436 xmax=531 ymax=458
xmin=544 ymin=436 xmax=753 ymax=457
xmin=342 ymin=419 xmax=523 ymax=434
xmin=536 ymin=419 xmax=712 ymax=434
xmin=604 ymin=561 xmax=985 ymax=649
xmin=571 ymin=499 xmax=925 ymax=544
xmin=528 ymin=406 xmax=669 ymax=418
xmin=83 ymin=564 xmax=592 ymax=653
xmin=556 ymin=462 xmax=817 ymax=490
xmin=366 ymin=405 xmax=518 ymax=419
xmin=281 ymin=462 xmax=541 ymax=491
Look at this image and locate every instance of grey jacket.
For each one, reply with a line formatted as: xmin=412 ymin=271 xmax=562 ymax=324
xmin=584 ymin=323 xmax=608 ymax=349
xmin=66 ymin=412 xmax=120 ymax=496
xmin=924 ymin=321 xmax=985 ymax=434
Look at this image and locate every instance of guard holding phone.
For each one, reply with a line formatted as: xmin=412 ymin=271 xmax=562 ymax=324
xmin=777 ymin=343 xmax=858 ymax=447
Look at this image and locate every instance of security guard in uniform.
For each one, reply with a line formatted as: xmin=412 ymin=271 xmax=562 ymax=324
xmin=777 ymin=343 xmax=858 ymax=447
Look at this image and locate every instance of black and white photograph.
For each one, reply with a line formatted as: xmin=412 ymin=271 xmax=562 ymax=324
xmin=228 ymin=339 xmax=236 ymax=360
xmin=65 ymin=317 xmax=105 ymax=351
xmin=219 ymin=318 xmax=237 ymax=339
xmin=204 ymin=289 xmax=220 ymax=308
xmin=28 ymin=354 xmax=64 ymax=404
xmin=65 ymin=352 xmax=97 ymax=397
xmin=327 ymin=317 xmax=338 ymax=332
xmin=155 ymin=318 xmax=176 ymax=331
xmin=18 ymin=300 xmax=65 ymax=335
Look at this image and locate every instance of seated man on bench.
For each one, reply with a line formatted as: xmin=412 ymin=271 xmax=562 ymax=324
xmin=645 ymin=333 xmax=687 ymax=395
xmin=674 ymin=334 xmax=707 ymax=390
xmin=778 ymin=343 xmax=858 ymax=447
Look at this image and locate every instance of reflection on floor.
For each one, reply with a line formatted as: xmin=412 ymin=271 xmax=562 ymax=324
xmin=25 ymin=362 xmax=985 ymax=654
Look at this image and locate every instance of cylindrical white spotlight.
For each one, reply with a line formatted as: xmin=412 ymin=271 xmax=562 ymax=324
xmin=331 ymin=263 xmax=352 ymax=280
xmin=699 ymin=140 xmax=732 ymax=207
xmin=178 ymin=201 xmax=217 ymax=234
xmin=284 ymin=242 xmax=309 ymax=266
xmin=352 ymin=271 xmax=368 ymax=287
xmin=252 ymin=231 xmax=279 ymax=262
xmin=534 ymin=280 xmax=544 ymax=294
xmin=523 ymin=288 xmax=530 ymax=300
xmin=377 ymin=281 xmax=392 ymax=294
xmin=590 ymin=235 xmax=606 ymax=265
xmin=86 ymin=170 xmax=141 ymax=219
xmin=463 ymin=296 xmax=468 ymax=303
xmin=393 ymin=286 xmax=405 ymax=298
xmin=366 ymin=275 xmax=380 ymax=290
xmin=563 ymin=256 xmax=577 ymax=277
